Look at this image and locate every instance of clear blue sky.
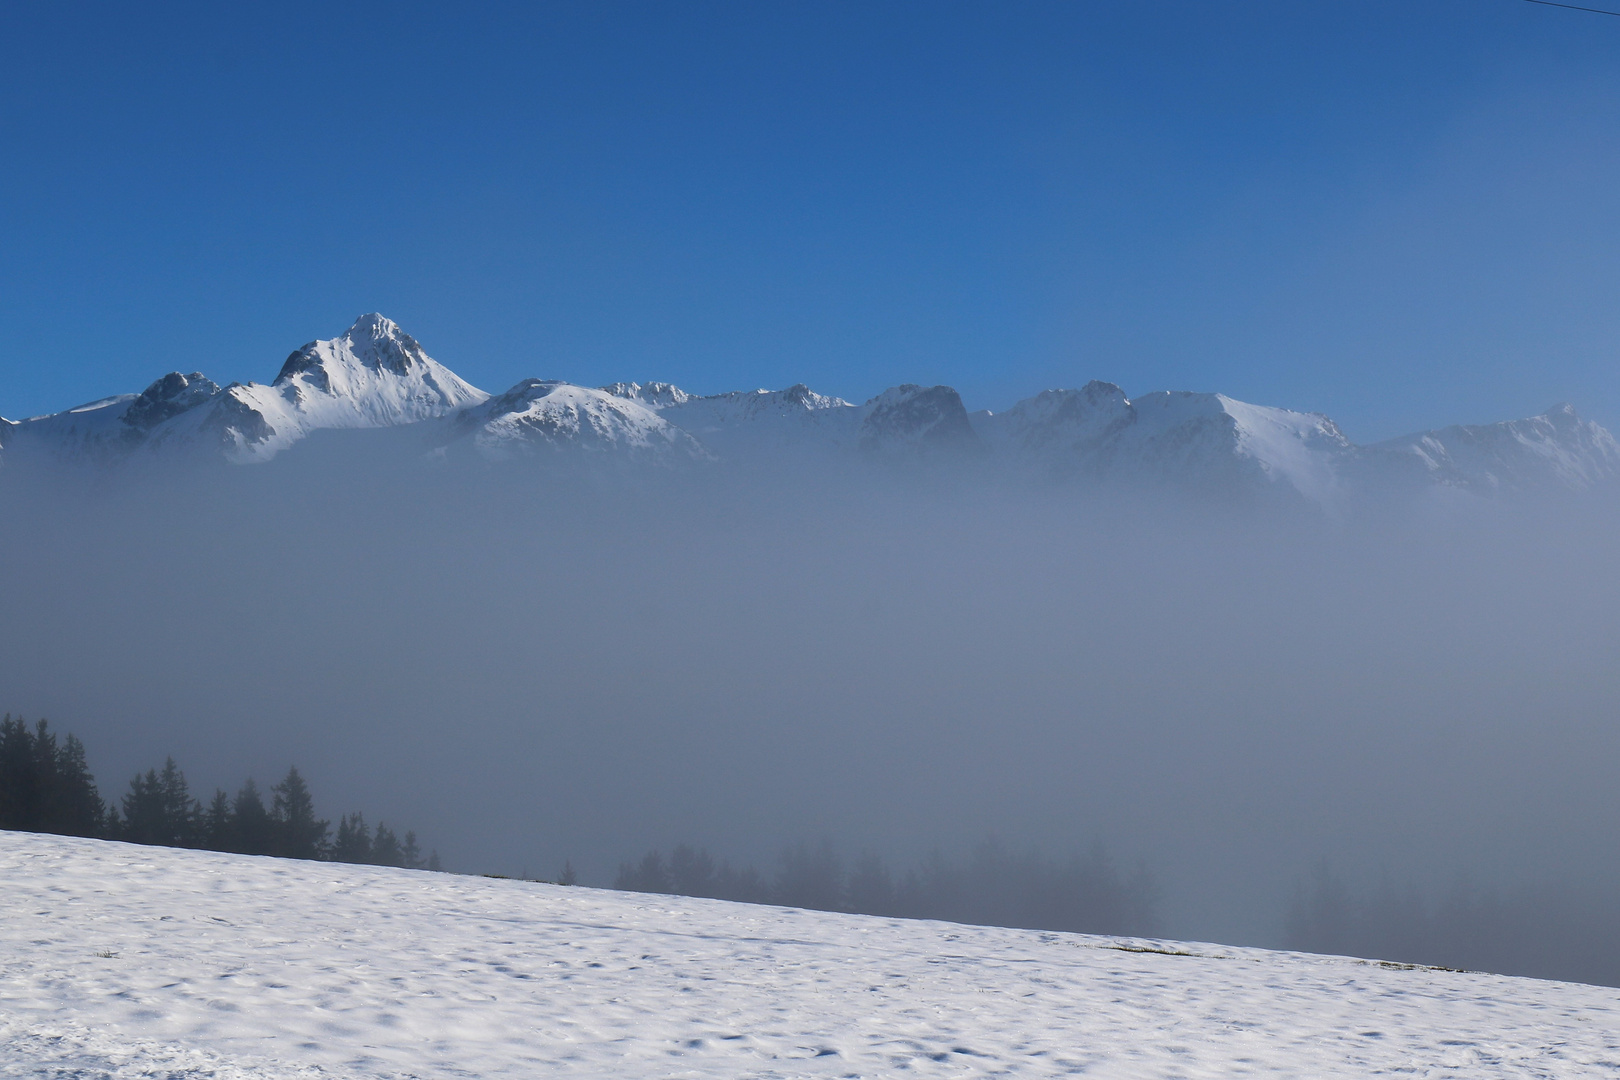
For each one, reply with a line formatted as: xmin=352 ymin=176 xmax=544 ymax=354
xmin=3 ymin=0 xmax=1618 ymax=440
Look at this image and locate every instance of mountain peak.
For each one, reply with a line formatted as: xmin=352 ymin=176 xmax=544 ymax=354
xmin=859 ymin=384 xmax=978 ymax=453
xmin=123 ymin=372 xmax=222 ymax=433
xmin=275 ymin=313 xmax=434 ymax=386
xmin=174 ymin=316 xmax=490 ymax=462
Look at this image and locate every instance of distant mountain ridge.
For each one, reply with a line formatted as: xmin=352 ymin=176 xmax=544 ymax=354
xmin=3 ymin=314 xmax=1615 ymax=508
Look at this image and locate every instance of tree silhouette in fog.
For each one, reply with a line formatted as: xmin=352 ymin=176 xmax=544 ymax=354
xmin=616 ymin=837 xmax=1160 ymax=937
xmin=0 ymin=716 xmax=437 ymax=871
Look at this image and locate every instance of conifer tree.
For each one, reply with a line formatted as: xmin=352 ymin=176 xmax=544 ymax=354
xmin=125 ymin=757 xmax=200 ymax=847
xmin=332 ymin=812 xmax=372 ymax=863
xmin=232 ymin=778 xmax=273 ymax=855
xmin=51 ymin=733 xmax=106 ymax=837
xmin=158 ymin=757 xmax=199 ymax=847
xmin=0 ymin=718 xmax=106 ymax=836
xmin=28 ymin=720 xmax=61 ymax=829
xmin=270 ymin=766 xmax=328 ymax=859
xmin=203 ymin=788 xmax=234 ymax=850
xmin=3 ymin=720 xmax=437 ymax=869
xmin=122 ymin=768 xmax=166 ymax=845
xmin=371 ymin=822 xmax=404 ymax=867
xmin=0 ymin=715 xmax=35 ymax=830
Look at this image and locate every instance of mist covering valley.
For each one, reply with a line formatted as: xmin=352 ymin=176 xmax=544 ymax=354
xmin=3 ymin=317 xmax=1619 ymax=986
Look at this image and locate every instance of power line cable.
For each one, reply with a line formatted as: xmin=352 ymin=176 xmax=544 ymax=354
xmin=1521 ymin=0 xmax=1620 ymax=16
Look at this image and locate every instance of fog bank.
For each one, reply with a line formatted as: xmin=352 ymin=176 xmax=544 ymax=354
xmin=2 ymin=450 xmax=1617 ymax=965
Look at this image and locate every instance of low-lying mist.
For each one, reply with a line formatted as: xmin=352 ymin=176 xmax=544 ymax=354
xmin=3 ymin=445 xmax=1618 ymax=982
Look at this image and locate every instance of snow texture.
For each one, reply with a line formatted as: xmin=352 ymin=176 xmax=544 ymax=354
xmin=4 ymin=831 xmax=1619 ymax=1079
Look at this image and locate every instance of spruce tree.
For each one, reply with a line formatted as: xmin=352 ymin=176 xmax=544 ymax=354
xmin=126 ymin=757 xmax=200 ymax=848
xmin=270 ymin=766 xmax=328 ymax=859
xmin=28 ymin=720 xmax=61 ymax=829
xmin=0 ymin=719 xmax=105 ymax=838
xmin=158 ymin=757 xmax=199 ymax=847
xmin=233 ymin=779 xmax=272 ymax=855
xmin=49 ymin=733 xmax=105 ymax=837
xmin=371 ymin=822 xmax=403 ymax=867
xmin=400 ymin=830 xmax=423 ymax=869
xmin=332 ymin=812 xmax=372 ymax=863
xmin=0 ymin=715 xmax=38 ymax=830
xmin=203 ymin=789 xmax=234 ymax=851
xmin=122 ymin=768 xmax=166 ymax=845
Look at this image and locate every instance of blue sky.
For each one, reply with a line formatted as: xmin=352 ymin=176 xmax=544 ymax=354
xmin=3 ymin=0 xmax=1618 ymax=439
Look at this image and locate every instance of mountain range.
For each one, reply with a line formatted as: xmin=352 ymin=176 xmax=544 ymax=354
xmin=3 ymin=313 xmax=1615 ymax=510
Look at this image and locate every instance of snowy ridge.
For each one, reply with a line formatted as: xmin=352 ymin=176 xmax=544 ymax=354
xmin=601 ymin=381 xmax=693 ymax=409
xmin=454 ymin=380 xmax=705 ymax=461
xmin=976 ymin=384 xmax=1356 ymax=505
xmin=651 ymin=384 xmax=860 ymax=454
xmin=3 ymin=314 xmax=1616 ymax=506
xmin=3 ymin=832 xmax=1618 ymax=1079
xmin=1370 ymin=402 xmax=1620 ymax=494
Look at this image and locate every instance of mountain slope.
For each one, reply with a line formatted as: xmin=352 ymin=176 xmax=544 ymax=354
xmin=1368 ymin=403 xmax=1620 ymax=494
xmin=4 ymin=831 xmax=1617 ymax=1079
xmin=450 ymin=379 xmax=705 ymax=461
xmin=976 ymin=382 xmax=1357 ymax=503
xmin=640 ymin=383 xmax=860 ymax=454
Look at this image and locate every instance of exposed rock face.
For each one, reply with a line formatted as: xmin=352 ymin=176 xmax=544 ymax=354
xmin=602 ymin=382 xmax=693 ymax=409
xmin=858 ymin=385 xmax=979 ymax=454
xmin=122 ymin=373 xmax=222 ymax=433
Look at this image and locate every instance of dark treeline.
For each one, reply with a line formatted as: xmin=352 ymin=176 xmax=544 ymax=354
xmin=615 ymin=839 xmax=1160 ymax=937
xmin=1286 ymin=866 xmax=1620 ymax=988
xmin=0 ymin=716 xmax=438 ymax=869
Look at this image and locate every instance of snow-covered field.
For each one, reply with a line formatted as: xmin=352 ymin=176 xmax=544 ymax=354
xmin=3 ymin=833 xmax=1617 ymax=1078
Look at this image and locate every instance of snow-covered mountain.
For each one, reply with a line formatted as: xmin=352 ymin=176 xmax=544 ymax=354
xmin=1366 ymin=403 xmax=1620 ymax=495
xmin=3 ymin=314 xmax=1615 ymax=508
xmin=3 ymin=314 xmax=488 ymax=465
xmin=974 ymin=382 xmax=1358 ymax=506
xmin=607 ymin=381 xmax=982 ymax=458
xmin=170 ymin=313 xmax=490 ymax=462
xmin=450 ymin=380 xmax=705 ymax=462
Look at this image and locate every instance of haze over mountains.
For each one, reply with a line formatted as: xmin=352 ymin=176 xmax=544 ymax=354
xmin=2 ymin=314 xmax=1615 ymax=511
xmin=7 ymin=313 xmax=1620 ymax=966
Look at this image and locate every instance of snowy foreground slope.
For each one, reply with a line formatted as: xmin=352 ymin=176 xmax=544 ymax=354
xmin=4 ymin=834 xmax=1618 ymax=1079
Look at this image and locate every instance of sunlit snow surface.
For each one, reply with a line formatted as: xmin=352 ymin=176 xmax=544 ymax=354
xmin=3 ymin=834 xmax=1618 ymax=1078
